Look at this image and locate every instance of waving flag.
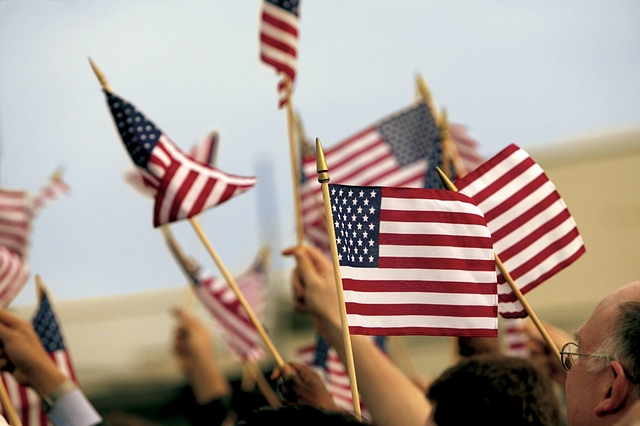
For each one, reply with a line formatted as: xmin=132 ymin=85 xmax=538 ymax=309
xmin=455 ymin=144 xmax=585 ymax=318
xmin=31 ymin=173 xmax=69 ymax=218
xmin=502 ymin=318 xmax=530 ymax=358
xmin=259 ymin=0 xmax=300 ymax=107
xmin=0 ymin=288 xmax=77 ymax=426
xmin=191 ymin=261 xmax=267 ymax=362
xmin=164 ymin=231 xmax=267 ymax=362
xmin=297 ymin=335 xmax=386 ymax=422
xmin=0 ymin=247 xmax=29 ymax=309
xmin=329 ymin=184 xmax=497 ymax=337
xmin=0 ymin=190 xmax=31 ymax=258
xmin=103 ymin=91 xmax=256 ymax=226
xmin=301 ymin=102 xmax=441 ymax=254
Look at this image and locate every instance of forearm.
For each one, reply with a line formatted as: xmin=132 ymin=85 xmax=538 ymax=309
xmin=186 ymin=359 xmax=231 ymax=404
xmin=322 ymin=324 xmax=431 ymax=426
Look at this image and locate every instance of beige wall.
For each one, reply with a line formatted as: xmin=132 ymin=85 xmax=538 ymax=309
xmin=525 ymin=126 xmax=640 ymax=324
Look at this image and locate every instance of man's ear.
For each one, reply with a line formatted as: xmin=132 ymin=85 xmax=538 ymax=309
xmin=595 ymin=361 xmax=630 ymax=417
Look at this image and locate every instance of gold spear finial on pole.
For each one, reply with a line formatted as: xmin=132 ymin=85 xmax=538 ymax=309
xmin=315 ymin=138 xmax=329 ymax=183
xmin=88 ymin=58 xmax=112 ymax=93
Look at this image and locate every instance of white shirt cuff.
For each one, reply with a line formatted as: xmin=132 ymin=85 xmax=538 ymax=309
xmin=47 ymin=388 xmax=102 ymax=426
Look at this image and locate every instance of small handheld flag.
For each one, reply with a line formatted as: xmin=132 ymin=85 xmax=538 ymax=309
xmin=103 ymin=91 xmax=256 ymax=226
xmin=454 ymin=144 xmax=585 ymax=318
xmin=328 ymin=184 xmax=498 ymax=337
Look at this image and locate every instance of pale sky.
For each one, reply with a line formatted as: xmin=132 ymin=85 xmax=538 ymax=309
xmin=1 ymin=0 xmax=639 ymax=306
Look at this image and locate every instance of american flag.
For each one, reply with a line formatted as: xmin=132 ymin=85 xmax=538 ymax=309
xmin=104 ymin=91 xmax=256 ymax=227
xmin=31 ymin=174 xmax=69 ymax=218
xmin=164 ymin=232 xmax=267 ymax=362
xmin=301 ymin=102 xmax=441 ymax=254
xmin=455 ymin=144 xmax=586 ymax=318
xmin=297 ymin=335 xmax=386 ymax=422
xmin=0 ymin=246 xmax=29 ymax=309
xmin=259 ymin=0 xmax=300 ymax=107
xmin=0 ymin=190 xmax=31 ymax=258
xmin=192 ymin=261 xmax=267 ymax=362
xmin=329 ymin=184 xmax=498 ymax=337
xmin=0 ymin=289 xmax=77 ymax=426
xmin=502 ymin=318 xmax=530 ymax=358
xmin=449 ymin=124 xmax=484 ymax=175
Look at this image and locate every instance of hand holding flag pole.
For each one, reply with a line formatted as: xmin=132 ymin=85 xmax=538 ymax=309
xmin=435 ymin=167 xmax=562 ymax=364
xmin=316 ymin=138 xmax=362 ymax=421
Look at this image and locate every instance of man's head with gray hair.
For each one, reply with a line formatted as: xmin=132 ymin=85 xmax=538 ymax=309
xmin=586 ymin=301 xmax=640 ymax=396
xmin=565 ymin=281 xmax=640 ymax=426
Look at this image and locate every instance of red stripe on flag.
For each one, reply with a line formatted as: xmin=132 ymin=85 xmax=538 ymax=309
xmin=378 ymin=257 xmax=496 ymax=271
xmin=260 ymin=33 xmax=297 ymax=57
xmin=349 ymin=326 xmax=497 ymax=337
xmin=188 ymin=177 xmax=216 ymax=218
xmin=261 ymin=11 xmax=298 ymax=36
xmin=381 ymin=209 xmax=488 ymax=226
xmin=379 ymin=233 xmax=495 ymax=249
xmin=345 ymin=302 xmax=497 ymax=317
xmin=343 ymin=278 xmax=498 ymax=294
xmin=260 ymin=55 xmax=295 ymax=81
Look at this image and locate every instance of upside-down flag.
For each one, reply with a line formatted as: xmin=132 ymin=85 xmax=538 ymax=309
xmin=301 ymin=102 xmax=441 ymax=254
xmin=103 ymin=91 xmax=256 ymax=226
xmin=259 ymin=0 xmax=300 ymax=107
xmin=0 ymin=288 xmax=77 ymax=426
xmin=328 ymin=184 xmax=498 ymax=337
xmin=455 ymin=144 xmax=585 ymax=318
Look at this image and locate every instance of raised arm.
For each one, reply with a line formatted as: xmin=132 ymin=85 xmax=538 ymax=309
xmin=283 ymin=245 xmax=431 ymax=426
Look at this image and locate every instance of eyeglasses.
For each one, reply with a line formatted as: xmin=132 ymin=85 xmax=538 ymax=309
xmin=559 ymin=342 xmax=613 ymax=371
xmin=560 ymin=342 xmax=638 ymax=383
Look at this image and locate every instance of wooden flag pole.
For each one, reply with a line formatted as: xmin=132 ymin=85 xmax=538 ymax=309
xmin=160 ymin=226 xmax=197 ymax=311
xmin=416 ymin=75 xmax=463 ymax=363
xmin=243 ymin=361 xmax=282 ymax=407
xmin=284 ymin=78 xmax=305 ymax=246
xmin=189 ymin=218 xmax=285 ymax=368
xmin=0 ymin=365 xmax=20 ymax=426
xmin=315 ymin=138 xmax=362 ymax=421
xmin=435 ymin=167 xmax=562 ymax=364
xmin=415 ymin=74 xmax=468 ymax=180
xmin=89 ymin=58 xmax=112 ymax=93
